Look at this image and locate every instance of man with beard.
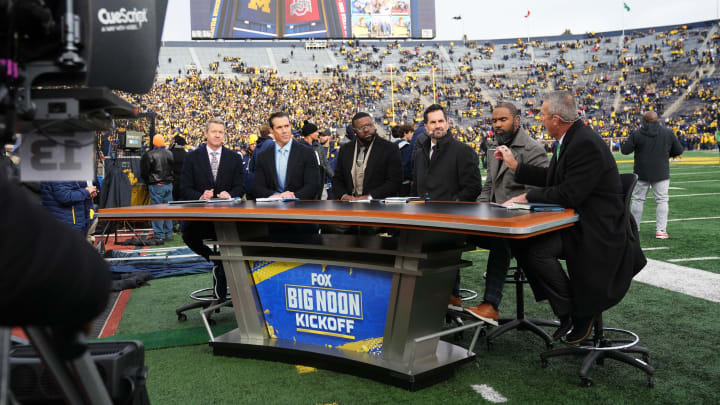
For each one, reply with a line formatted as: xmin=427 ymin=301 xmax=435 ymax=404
xmin=464 ymin=103 xmax=549 ymax=324
xmin=411 ymin=104 xmax=482 ymax=310
xmin=332 ymin=112 xmax=401 ymax=201
xmin=318 ymin=130 xmax=337 ymax=198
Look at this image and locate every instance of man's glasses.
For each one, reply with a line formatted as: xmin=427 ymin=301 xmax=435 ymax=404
xmin=354 ymin=123 xmax=374 ymax=132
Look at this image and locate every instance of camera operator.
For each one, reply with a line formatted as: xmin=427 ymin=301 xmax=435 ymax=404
xmin=0 ymin=173 xmax=110 ymax=332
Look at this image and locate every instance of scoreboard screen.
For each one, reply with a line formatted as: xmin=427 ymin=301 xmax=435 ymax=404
xmin=190 ymin=0 xmax=436 ymax=39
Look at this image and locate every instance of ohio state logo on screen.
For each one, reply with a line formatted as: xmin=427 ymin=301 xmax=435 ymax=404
xmin=290 ymin=0 xmax=312 ymax=16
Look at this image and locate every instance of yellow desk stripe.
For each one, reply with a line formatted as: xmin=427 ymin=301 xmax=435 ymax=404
xmin=296 ymin=328 xmax=355 ymax=340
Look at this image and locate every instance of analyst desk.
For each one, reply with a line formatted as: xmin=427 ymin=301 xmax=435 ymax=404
xmin=99 ymin=201 xmax=577 ymax=390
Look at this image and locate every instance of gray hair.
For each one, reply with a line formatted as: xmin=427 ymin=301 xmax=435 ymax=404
xmin=205 ymin=117 xmax=225 ymax=131
xmin=544 ymin=91 xmax=578 ymax=123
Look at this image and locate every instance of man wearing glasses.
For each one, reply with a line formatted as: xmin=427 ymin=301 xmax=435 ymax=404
xmin=332 ymin=112 xmax=402 ymax=201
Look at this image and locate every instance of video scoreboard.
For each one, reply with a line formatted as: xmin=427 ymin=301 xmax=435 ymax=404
xmin=190 ymin=0 xmax=436 ymax=39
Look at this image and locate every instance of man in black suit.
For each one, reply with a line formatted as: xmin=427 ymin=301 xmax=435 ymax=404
xmin=180 ymin=117 xmax=244 ymax=301
xmin=332 ymin=112 xmax=402 ymax=201
xmin=496 ymin=91 xmax=646 ymax=344
xmin=254 ymin=112 xmax=320 ymax=200
xmin=411 ymin=104 xmax=482 ymax=310
xmin=411 ymin=104 xmax=482 ymax=202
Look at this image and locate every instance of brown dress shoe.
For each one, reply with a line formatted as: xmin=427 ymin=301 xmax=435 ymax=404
xmin=465 ymin=302 xmax=499 ymax=326
xmin=448 ymin=295 xmax=463 ymax=311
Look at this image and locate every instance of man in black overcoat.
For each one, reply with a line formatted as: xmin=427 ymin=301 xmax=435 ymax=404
xmin=495 ymin=91 xmax=646 ymax=344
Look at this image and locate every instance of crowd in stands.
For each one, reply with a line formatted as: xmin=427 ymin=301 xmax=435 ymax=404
xmin=121 ymin=21 xmax=720 ymax=157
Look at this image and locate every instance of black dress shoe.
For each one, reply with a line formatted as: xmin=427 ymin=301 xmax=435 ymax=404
xmin=552 ymin=314 xmax=572 ymax=340
xmin=564 ymin=315 xmax=595 ymax=344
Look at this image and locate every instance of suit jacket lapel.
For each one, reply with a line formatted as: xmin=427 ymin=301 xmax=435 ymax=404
xmin=199 ymin=145 xmax=215 ymax=186
xmin=268 ymin=144 xmax=279 ymax=190
xmin=287 ymin=141 xmax=301 ymax=187
xmin=547 ymin=151 xmax=558 ymax=184
xmin=362 ymin=139 xmax=380 ymax=190
xmin=495 ymin=153 xmax=508 ymax=184
xmin=345 ymin=144 xmax=355 ymax=191
xmin=549 ymin=121 xmax=580 ymax=185
xmin=215 ymin=147 xmax=230 ymax=186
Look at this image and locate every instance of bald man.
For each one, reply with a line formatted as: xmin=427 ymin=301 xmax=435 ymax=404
xmin=621 ymin=111 xmax=683 ymax=239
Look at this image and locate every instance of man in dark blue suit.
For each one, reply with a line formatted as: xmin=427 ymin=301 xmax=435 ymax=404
xmin=180 ymin=117 xmax=244 ymax=301
xmin=253 ymin=112 xmax=320 ymax=200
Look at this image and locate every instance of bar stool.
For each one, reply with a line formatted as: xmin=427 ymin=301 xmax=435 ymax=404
xmin=175 ymin=244 xmax=231 ymax=324
xmin=538 ymin=173 xmax=654 ymax=387
xmin=486 ymin=266 xmax=559 ymax=350
xmin=540 ymin=314 xmax=654 ymax=387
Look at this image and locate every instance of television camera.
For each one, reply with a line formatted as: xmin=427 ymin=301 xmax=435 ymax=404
xmin=1 ymin=0 xmax=167 ymax=181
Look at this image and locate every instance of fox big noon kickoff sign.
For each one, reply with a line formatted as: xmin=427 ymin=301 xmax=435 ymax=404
xmin=251 ymin=261 xmax=393 ymax=354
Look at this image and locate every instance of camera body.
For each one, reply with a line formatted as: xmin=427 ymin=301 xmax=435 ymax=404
xmin=0 ymin=0 xmax=167 ymax=144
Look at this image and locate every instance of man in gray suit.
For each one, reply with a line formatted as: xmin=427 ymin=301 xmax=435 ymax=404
xmin=465 ymin=103 xmax=549 ymax=324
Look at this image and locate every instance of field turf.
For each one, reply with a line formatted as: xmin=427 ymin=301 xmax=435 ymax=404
xmin=100 ymin=150 xmax=720 ymax=404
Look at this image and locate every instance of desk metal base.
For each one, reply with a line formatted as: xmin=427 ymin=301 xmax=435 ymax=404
xmin=210 ymin=329 xmax=475 ymax=391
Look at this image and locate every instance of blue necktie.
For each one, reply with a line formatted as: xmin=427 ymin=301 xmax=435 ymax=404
xmin=277 ymin=148 xmax=288 ymax=192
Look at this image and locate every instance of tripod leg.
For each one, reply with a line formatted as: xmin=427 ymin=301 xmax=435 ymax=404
xmin=24 ymin=327 xmax=112 ymax=405
xmin=125 ymin=221 xmax=147 ymax=246
xmin=1 ymin=328 xmax=13 ymax=405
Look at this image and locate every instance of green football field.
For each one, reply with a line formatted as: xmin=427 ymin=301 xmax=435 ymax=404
xmin=102 ymin=150 xmax=720 ymax=404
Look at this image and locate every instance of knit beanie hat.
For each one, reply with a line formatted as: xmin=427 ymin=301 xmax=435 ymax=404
xmin=301 ymin=120 xmax=318 ymax=137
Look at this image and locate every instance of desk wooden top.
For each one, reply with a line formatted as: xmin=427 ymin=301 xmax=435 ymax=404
xmin=98 ymin=200 xmax=577 ymax=238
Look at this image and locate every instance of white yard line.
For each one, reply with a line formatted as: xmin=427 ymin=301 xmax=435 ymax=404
xmin=97 ymin=293 xmax=123 ymax=338
xmin=673 ymin=179 xmax=720 ymax=183
xmin=640 ymin=216 xmax=720 ymax=224
xmin=669 ymin=192 xmax=720 ymax=198
xmin=668 ymin=257 xmax=720 ymax=262
xmin=642 ymin=247 xmax=669 ymax=251
xmin=671 ymin=171 xmax=720 ymax=176
xmin=471 ymin=385 xmax=507 ymax=403
xmin=633 ymin=259 xmax=720 ymax=303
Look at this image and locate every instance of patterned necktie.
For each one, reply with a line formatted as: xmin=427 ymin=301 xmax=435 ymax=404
xmin=210 ymin=151 xmax=219 ymax=180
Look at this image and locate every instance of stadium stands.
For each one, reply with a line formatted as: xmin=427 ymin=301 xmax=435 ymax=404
xmin=135 ymin=19 xmax=720 ymax=154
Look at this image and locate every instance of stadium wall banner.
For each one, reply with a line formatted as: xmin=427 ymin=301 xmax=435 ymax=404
xmin=251 ymin=260 xmax=393 ymax=353
xmin=190 ymin=0 xmax=435 ymax=39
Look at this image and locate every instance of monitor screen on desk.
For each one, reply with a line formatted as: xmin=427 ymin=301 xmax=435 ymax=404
xmin=124 ymin=131 xmax=143 ymax=149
